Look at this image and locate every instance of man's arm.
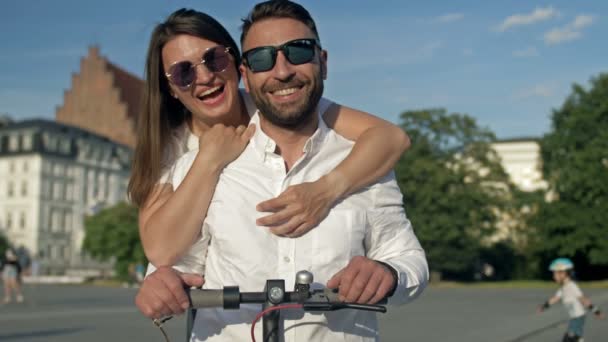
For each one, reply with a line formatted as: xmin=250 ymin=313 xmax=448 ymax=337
xmin=327 ymin=174 xmax=428 ymax=306
xmin=363 ymin=176 xmax=429 ymax=305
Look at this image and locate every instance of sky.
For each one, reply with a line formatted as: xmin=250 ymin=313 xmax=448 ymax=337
xmin=0 ymin=0 xmax=606 ymax=139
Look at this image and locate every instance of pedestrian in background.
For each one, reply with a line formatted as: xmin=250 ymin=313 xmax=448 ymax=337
xmin=2 ymin=248 xmax=24 ymax=303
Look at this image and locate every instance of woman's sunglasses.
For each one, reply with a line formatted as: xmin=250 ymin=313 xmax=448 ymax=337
xmin=242 ymin=38 xmax=320 ymax=73
xmin=165 ymin=46 xmax=232 ymax=89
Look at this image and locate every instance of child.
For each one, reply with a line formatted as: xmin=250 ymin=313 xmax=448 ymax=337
xmin=537 ymin=258 xmax=604 ymax=342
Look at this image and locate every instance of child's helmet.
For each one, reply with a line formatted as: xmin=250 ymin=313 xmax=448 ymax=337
xmin=548 ymin=258 xmax=574 ymax=271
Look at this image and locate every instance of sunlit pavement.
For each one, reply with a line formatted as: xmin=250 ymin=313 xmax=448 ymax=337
xmin=0 ymin=284 xmax=606 ymax=341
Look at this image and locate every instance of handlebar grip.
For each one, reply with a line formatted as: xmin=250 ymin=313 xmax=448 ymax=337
xmin=187 ymin=289 xmax=224 ymax=309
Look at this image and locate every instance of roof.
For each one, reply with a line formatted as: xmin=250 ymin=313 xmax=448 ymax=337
xmin=493 ymin=136 xmax=541 ymax=144
xmin=0 ymin=118 xmax=130 ymax=149
xmin=105 ymin=60 xmax=143 ymax=123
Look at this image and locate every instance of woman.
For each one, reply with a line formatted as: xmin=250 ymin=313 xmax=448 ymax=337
xmin=128 ymin=8 xmax=410 ymax=268
xmin=2 ymin=248 xmax=24 ymax=303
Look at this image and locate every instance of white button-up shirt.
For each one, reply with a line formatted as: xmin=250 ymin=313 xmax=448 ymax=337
xmin=171 ymin=110 xmax=428 ymax=342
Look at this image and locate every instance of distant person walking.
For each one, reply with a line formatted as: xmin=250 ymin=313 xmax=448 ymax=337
xmin=2 ymin=248 xmax=24 ymax=303
xmin=536 ymin=258 xmax=604 ymax=342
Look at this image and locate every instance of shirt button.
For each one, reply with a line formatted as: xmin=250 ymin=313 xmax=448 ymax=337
xmin=283 ymin=256 xmax=291 ymax=263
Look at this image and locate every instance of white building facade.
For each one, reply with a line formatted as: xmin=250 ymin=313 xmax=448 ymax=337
xmin=491 ymin=138 xmax=547 ymax=192
xmin=0 ymin=119 xmax=131 ymax=275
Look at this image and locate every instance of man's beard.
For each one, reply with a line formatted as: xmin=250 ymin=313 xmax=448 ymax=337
xmin=248 ymin=75 xmax=324 ymax=130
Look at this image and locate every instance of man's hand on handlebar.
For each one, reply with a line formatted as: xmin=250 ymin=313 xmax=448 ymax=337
xmin=135 ymin=266 xmax=204 ymax=319
xmin=326 ymin=256 xmax=396 ymax=305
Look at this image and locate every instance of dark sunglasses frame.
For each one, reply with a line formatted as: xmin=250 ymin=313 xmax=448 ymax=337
xmin=242 ymin=38 xmax=321 ymax=73
xmin=165 ymin=46 xmax=232 ymax=89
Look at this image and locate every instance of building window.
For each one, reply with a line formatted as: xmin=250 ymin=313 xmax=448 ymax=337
xmin=41 ymin=206 xmax=49 ymax=231
xmin=19 ymin=212 xmax=26 ymax=229
xmin=65 ymin=183 xmax=73 ymax=201
xmin=60 ymin=138 xmax=71 ymax=154
xmin=7 ymin=181 xmax=14 ymax=197
xmin=61 ymin=246 xmax=70 ymax=259
xmin=64 ymin=210 xmax=72 ymax=232
xmin=44 ymin=161 xmax=52 ymax=174
xmin=22 ymin=134 xmax=33 ymax=150
xmin=9 ymin=162 xmax=15 ymax=173
xmin=9 ymin=135 xmax=19 ymax=151
xmin=98 ymin=173 xmax=106 ymax=199
xmin=53 ymin=182 xmax=63 ymax=200
xmin=6 ymin=212 xmax=12 ymax=229
xmin=47 ymin=208 xmax=52 ymax=231
xmin=23 ymin=161 xmax=29 ymax=172
xmin=51 ymin=209 xmax=60 ymax=232
xmin=43 ymin=133 xmax=58 ymax=152
xmin=21 ymin=181 xmax=28 ymax=197
xmin=54 ymin=163 xmax=64 ymax=177
xmin=59 ymin=211 xmax=65 ymax=232
xmin=42 ymin=181 xmax=49 ymax=200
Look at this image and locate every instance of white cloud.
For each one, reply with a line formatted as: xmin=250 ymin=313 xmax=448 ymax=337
xmin=544 ymin=15 xmax=594 ymax=45
xmin=496 ymin=6 xmax=559 ymax=32
xmin=515 ymin=84 xmax=556 ymax=99
xmin=512 ymin=47 xmax=539 ymax=58
xmin=572 ymin=14 xmax=594 ymax=29
xmin=434 ymin=13 xmax=465 ymax=23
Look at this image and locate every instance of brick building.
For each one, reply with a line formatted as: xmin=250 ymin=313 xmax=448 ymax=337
xmin=55 ymin=46 xmax=142 ymax=148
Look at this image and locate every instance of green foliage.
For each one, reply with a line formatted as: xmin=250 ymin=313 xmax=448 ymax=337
xmin=397 ymin=109 xmax=513 ymax=279
xmin=82 ymin=202 xmax=146 ymax=280
xmin=531 ymin=73 xmax=608 ymax=277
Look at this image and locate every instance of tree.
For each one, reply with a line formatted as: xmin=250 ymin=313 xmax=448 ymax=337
xmin=531 ymin=73 xmax=608 ymax=278
xmin=82 ymin=202 xmax=146 ymax=280
xmin=396 ymin=109 xmax=513 ymax=279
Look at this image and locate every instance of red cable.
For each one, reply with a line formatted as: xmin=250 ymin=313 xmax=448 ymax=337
xmin=250 ymin=303 xmax=303 ymax=342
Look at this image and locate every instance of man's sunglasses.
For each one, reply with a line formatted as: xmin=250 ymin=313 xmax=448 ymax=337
xmin=242 ymin=38 xmax=320 ymax=73
xmin=165 ymin=46 xmax=232 ymax=89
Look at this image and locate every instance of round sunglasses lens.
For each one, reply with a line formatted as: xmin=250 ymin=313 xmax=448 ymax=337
xmin=171 ymin=62 xmax=194 ymax=88
xmin=205 ymin=47 xmax=230 ymax=72
xmin=286 ymin=43 xmax=315 ymax=65
xmin=247 ymin=48 xmax=275 ymax=72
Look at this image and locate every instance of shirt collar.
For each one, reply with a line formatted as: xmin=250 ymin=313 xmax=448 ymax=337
xmin=249 ymin=106 xmax=329 ymax=160
xmin=186 ymin=128 xmax=198 ymax=151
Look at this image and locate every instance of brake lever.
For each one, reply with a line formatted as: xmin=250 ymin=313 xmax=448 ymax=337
xmin=302 ymin=289 xmax=387 ymax=313
xmin=303 ymin=302 xmax=387 ymax=313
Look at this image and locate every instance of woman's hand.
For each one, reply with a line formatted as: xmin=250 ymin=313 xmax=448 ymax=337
xmin=256 ymin=174 xmax=346 ymax=237
xmin=196 ymin=124 xmax=255 ymax=170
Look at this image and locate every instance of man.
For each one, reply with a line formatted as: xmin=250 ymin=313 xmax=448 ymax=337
xmin=136 ymin=1 xmax=428 ymax=341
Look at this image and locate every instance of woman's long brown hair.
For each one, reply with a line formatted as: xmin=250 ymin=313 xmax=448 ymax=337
xmin=127 ymin=9 xmax=241 ymax=207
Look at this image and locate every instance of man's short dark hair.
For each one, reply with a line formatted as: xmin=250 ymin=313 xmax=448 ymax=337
xmin=240 ymin=0 xmax=320 ymax=45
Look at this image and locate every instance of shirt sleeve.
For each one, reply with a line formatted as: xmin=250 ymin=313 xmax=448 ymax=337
xmin=555 ymin=289 xmax=563 ymax=299
xmin=364 ymin=172 xmax=429 ymax=306
xmin=158 ymin=164 xmax=176 ymax=186
xmin=317 ymin=97 xmax=333 ymax=116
